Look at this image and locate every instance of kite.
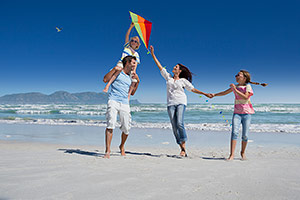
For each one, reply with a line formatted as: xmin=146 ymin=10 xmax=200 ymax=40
xmin=56 ymin=27 xmax=62 ymax=32
xmin=129 ymin=11 xmax=152 ymax=50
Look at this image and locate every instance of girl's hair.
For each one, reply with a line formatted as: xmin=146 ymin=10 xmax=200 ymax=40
xmin=129 ymin=36 xmax=140 ymax=50
xmin=178 ymin=63 xmax=192 ymax=83
xmin=240 ymin=70 xmax=268 ymax=87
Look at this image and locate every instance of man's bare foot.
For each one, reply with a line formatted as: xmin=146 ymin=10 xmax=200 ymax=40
xmin=103 ymin=151 xmax=111 ymax=159
xmin=240 ymin=152 xmax=247 ymax=160
xmin=119 ymin=145 xmax=126 ymax=156
xmin=226 ymin=155 xmax=234 ymax=161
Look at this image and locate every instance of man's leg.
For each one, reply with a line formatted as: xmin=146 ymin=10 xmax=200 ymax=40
xmin=119 ymin=133 xmax=128 ymax=156
xmin=104 ymin=100 xmax=118 ymax=159
xmin=119 ymin=104 xmax=131 ymax=156
xmin=104 ymin=128 xmax=113 ymax=158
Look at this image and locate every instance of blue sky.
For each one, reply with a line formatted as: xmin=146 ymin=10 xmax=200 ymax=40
xmin=0 ymin=0 xmax=299 ymax=103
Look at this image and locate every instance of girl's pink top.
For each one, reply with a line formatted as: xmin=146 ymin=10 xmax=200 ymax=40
xmin=233 ymin=84 xmax=255 ymax=114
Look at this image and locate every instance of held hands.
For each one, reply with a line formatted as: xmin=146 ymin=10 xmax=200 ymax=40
xmin=205 ymin=93 xmax=214 ymax=98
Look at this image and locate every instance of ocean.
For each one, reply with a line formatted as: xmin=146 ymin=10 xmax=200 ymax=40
xmin=0 ymin=103 xmax=300 ymax=133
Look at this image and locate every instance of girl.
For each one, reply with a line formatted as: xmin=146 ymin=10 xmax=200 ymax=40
xmin=103 ymin=22 xmax=140 ymax=100
xmin=150 ymin=45 xmax=212 ymax=157
xmin=211 ymin=70 xmax=267 ymax=160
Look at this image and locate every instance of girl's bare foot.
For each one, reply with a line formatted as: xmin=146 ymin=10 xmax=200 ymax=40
xmin=240 ymin=152 xmax=247 ymax=160
xmin=119 ymin=145 xmax=126 ymax=156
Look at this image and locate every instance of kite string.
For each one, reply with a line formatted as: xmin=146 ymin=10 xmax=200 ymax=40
xmin=203 ymin=98 xmax=232 ymax=127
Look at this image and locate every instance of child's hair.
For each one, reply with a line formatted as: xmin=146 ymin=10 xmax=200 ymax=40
xmin=178 ymin=63 xmax=192 ymax=83
xmin=122 ymin=55 xmax=137 ymax=67
xmin=240 ymin=70 xmax=268 ymax=87
xmin=129 ymin=36 xmax=140 ymax=50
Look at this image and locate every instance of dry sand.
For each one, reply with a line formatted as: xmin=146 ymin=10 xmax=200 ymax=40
xmin=1 ymin=139 xmax=300 ymax=200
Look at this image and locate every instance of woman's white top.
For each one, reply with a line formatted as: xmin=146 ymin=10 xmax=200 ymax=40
xmin=160 ymin=68 xmax=194 ymax=106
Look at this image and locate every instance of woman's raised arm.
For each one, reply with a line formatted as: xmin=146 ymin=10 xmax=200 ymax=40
xmin=150 ymin=45 xmax=164 ymax=71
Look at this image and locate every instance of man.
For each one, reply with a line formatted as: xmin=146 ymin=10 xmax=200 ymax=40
xmin=102 ymin=56 xmax=140 ymax=158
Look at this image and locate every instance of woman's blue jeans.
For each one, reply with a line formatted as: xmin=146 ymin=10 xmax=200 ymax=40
xmin=231 ymin=113 xmax=251 ymax=142
xmin=167 ymin=104 xmax=187 ymax=145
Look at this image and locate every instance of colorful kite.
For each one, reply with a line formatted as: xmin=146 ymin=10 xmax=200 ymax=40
xmin=129 ymin=11 xmax=152 ymax=49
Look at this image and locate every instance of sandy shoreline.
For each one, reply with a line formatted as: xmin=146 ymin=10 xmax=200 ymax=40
xmin=1 ymin=138 xmax=300 ymax=200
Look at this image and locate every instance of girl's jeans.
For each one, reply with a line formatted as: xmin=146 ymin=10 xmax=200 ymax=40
xmin=167 ymin=104 xmax=187 ymax=145
xmin=231 ymin=113 xmax=251 ymax=142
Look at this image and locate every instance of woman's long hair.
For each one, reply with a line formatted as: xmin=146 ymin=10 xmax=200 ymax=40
xmin=178 ymin=63 xmax=192 ymax=83
xmin=240 ymin=70 xmax=268 ymax=87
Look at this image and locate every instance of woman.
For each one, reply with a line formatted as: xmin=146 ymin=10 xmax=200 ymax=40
xmin=150 ymin=45 xmax=212 ymax=157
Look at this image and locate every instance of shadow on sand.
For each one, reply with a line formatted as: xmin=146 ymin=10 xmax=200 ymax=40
xmin=58 ymin=149 xmax=104 ymax=157
xmin=201 ymin=157 xmax=226 ymax=160
xmin=58 ymin=148 xmax=188 ymax=159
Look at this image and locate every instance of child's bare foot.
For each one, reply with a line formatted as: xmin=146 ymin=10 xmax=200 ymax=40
xmin=119 ymin=145 xmax=126 ymax=156
xmin=240 ymin=152 xmax=247 ymax=160
xmin=103 ymin=151 xmax=111 ymax=159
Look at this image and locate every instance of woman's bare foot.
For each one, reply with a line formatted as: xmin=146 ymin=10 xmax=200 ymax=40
xmin=103 ymin=151 xmax=111 ymax=159
xmin=180 ymin=148 xmax=187 ymax=157
xmin=119 ymin=145 xmax=126 ymax=156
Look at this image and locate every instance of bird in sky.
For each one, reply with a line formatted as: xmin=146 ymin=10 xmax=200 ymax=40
xmin=56 ymin=27 xmax=62 ymax=32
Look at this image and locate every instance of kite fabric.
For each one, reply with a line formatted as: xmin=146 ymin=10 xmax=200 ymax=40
xmin=129 ymin=11 xmax=152 ymax=49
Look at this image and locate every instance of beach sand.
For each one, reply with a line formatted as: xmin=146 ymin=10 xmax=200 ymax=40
xmin=1 ymin=125 xmax=300 ymax=199
xmin=0 ymin=125 xmax=300 ymax=200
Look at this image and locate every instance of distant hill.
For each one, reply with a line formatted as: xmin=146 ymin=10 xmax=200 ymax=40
xmin=0 ymin=91 xmax=141 ymax=104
